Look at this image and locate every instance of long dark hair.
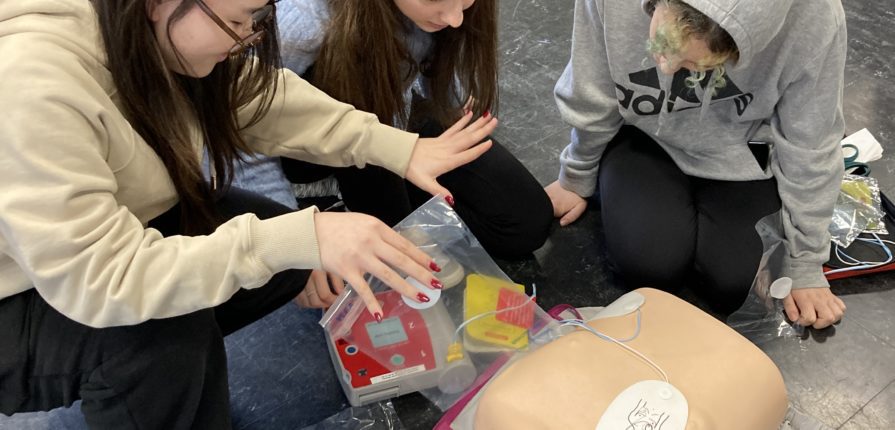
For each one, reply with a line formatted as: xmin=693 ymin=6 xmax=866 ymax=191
xmin=311 ymin=0 xmax=498 ymax=128
xmin=92 ymin=0 xmax=282 ymax=234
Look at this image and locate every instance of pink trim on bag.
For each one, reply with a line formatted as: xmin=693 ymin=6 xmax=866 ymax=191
xmin=433 ymin=352 xmax=512 ymax=429
xmin=547 ymin=303 xmax=582 ymax=320
xmin=434 ymin=304 xmax=578 ymax=428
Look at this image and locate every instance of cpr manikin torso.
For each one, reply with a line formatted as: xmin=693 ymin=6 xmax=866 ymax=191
xmin=473 ymin=288 xmax=788 ymax=430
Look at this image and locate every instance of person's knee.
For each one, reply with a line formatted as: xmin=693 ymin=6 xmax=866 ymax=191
xmin=608 ymin=246 xmax=692 ymax=291
xmin=78 ymin=310 xmax=227 ymax=428
xmin=144 ymin=310 xmax=224 ymax=368
xmin=92 ymin=310 xmax=224 ymax=385
xmin=698 ymin=265 xmax=753 ymax=314
xmin=482 ymin=193 xmax=553 ymax=258
xmin=512 ymin=193 xmax=554 ymax=253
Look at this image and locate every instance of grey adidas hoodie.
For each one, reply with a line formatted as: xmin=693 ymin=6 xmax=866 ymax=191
xmin=555 ymin=0 xmax=847 ymax=289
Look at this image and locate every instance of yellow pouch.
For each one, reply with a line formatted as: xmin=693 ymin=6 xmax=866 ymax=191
xmin=463 ymin=274 xmax=531 ymax=350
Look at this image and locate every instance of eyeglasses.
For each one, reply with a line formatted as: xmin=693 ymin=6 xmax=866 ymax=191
xmin=194 ymin=0 xmax=275 ymax=55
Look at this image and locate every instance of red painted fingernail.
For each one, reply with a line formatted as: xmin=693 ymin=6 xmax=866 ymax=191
xmin=431 ymin=279 xmax=444 ymax=289
xmin=445 ymin=195 xmax=455 ymax=207
xmin=484 ymin=110 xmax=491 ymax=118
xmin=417 ymin=293 xmax=430 ymax=303
xmin=374 ymin=312 xmax=383 ymax=323
xmin=429 ymin=261 xmax=442 ymax=272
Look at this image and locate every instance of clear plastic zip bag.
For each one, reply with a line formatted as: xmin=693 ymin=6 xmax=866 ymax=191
xmin=829 ymin=174 xmax=885 ymax=247
xmin=299 ymin=400 xmax=404 ymax=430
xmin=319 ymin=196 xmax=559 ymax=411
xmin=727 ymin=211 xmax=805 ymax=345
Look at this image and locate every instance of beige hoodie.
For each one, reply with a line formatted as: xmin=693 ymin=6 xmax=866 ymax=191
xmin=0 ymin=0 xmax=418 ymax=327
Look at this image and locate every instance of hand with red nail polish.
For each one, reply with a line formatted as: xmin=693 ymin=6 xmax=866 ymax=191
xmin=405 ymin=111 xmax=497 ymax=202
xmin=314 ymin=211 xmax=450 ymax=321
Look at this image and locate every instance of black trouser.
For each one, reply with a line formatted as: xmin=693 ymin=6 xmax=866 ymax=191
xmin=281 ymin=120 xmax=553 ymax=259
xmin=0 ymin=189 xmax=310 ymax=429
xmin=598 ymin=126 xmax=782 ymax=314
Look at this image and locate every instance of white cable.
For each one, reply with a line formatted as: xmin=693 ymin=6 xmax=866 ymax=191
xmin=452 ymin=283 xmax=538 ymax=343
xmin=560 ymin=318 xmax=669 ymax=383
xmin=834 ymin=236 xmax=895 ymax=265
xmin=826 ymin=233 xmax=894 ymax=275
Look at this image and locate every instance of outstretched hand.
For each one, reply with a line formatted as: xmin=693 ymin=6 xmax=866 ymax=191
xmin=313 ymin=212 xmax=444 ymax=320
xmin=405 ymin=111 xmax=497 ymax=203
xmin=783 ymin=287 xmax=846 ymax=329
xmin=545 ymin=180 xmax=588 ymax=226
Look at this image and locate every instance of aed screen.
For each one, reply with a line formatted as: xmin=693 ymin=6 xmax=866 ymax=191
xmin=366 ymin=317 xmax=409 ymax=348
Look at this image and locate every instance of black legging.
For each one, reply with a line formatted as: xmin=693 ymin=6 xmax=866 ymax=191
xmin=0 ymin=189 xmax=312 ymax=429
xmin=598 ymin=126 xmax=782 ymax=314
xmin=281 ymin=119 xmax=553 ymax=259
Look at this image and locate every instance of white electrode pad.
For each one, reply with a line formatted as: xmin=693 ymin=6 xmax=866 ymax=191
xmin=595 ymin=380 xmax=688 ymax=430
xmin=769 ymin=277 xmax=793 ymax=300
xmin=401 ymin=277 xmax=441 ymax=310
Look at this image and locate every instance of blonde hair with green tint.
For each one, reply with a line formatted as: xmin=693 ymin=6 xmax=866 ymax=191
xmin=645 ymin=0 xmax=739 ymax=94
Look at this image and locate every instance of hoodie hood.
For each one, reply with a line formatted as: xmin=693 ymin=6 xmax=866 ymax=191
xmin=642 ymin=0 xmax=795 ymax=69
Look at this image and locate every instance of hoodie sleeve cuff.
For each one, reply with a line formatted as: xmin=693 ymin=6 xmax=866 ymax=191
xmin=363 ymin=123 xmax=418 ymax=178
xmin=558 ymin=164 xmax=598 ymax=198
xmin=781 ymin=260 xmax=830 ymax=290
xmin=250 ymin=207 xmax=322 ymax=273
